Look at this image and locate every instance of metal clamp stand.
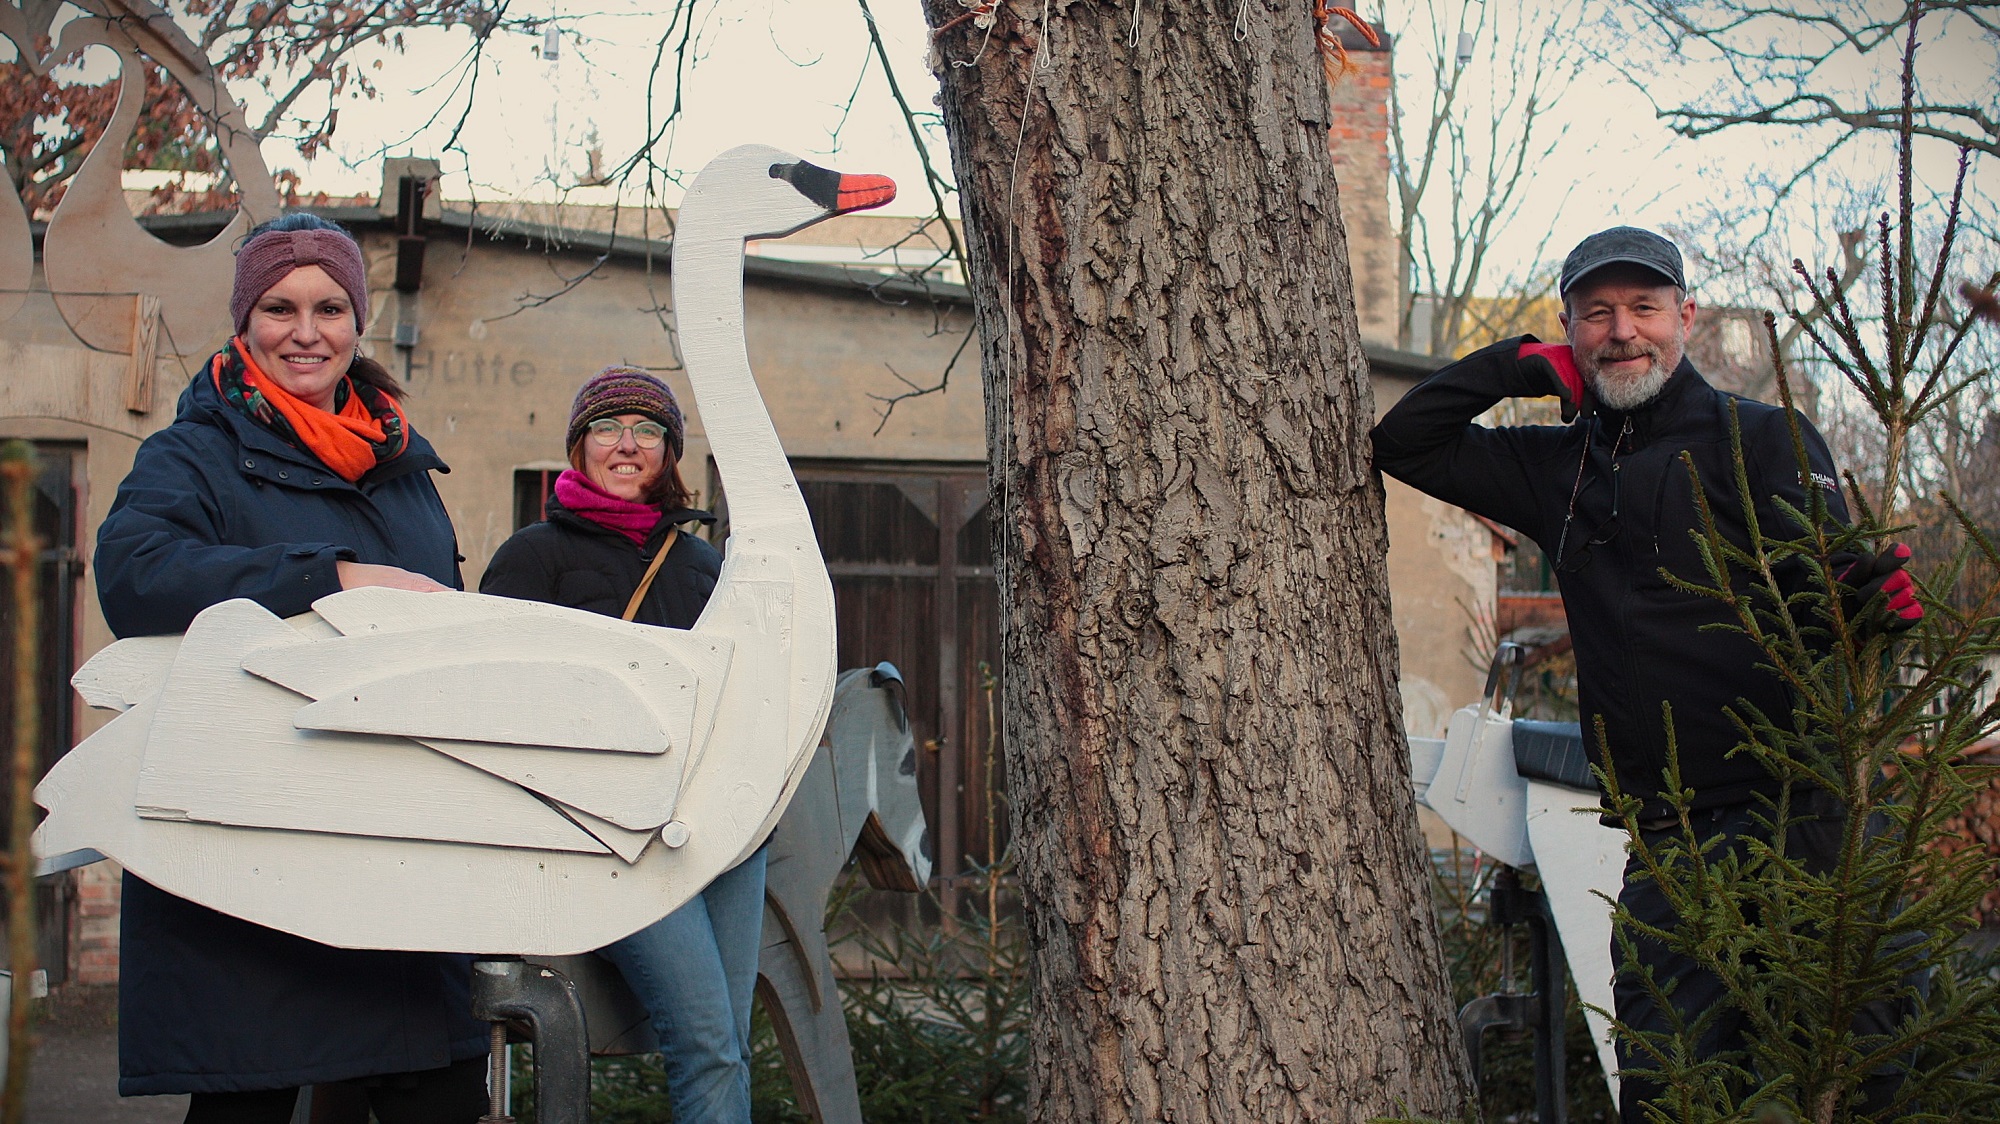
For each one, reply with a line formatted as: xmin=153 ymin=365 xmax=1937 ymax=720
xmin=1457 ymin=866 xmax=1568 ymax=1123
xmin=470 ymin=957 xmax=591 ymax=1124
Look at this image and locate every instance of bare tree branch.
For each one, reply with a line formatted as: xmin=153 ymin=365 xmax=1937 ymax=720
xmin=1618 ymin=0 xmax=2000 ymax=157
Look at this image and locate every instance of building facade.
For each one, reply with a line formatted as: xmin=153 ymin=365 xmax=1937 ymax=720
xmin=2 ymin=24 xmax=1496 ymax=984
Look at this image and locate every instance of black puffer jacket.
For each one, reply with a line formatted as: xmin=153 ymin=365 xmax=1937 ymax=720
xmin=478 ymin=493 xmax=721 ymax=629
xmin=1370 ymin=337 xmax=1849 ymax=817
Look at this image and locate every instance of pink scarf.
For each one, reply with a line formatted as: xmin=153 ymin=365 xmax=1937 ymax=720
xmin=554 ymin=469 xmax=661 ymax=545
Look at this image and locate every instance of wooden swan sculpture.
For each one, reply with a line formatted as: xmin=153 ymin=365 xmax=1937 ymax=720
xmin=33 ymin=145 xmax=897 ymax=955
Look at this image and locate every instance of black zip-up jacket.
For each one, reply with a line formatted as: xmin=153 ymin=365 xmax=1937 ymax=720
xmin=1370 ymin=337 xmax=1848 ymax=817
xmin=479 ymin=493 xmax=721 ymax=629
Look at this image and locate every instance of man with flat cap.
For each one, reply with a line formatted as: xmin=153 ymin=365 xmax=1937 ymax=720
xmin=1370 ymin=227 xmax=1919 ymax=1116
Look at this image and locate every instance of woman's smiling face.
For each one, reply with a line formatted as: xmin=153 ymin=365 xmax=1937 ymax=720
xmin=242 ymin=265 xmax=358 ymax=410
xmin=581 ymin=413 xmax=668 ymax=502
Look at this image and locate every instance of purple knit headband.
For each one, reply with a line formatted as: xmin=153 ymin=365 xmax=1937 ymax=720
xmin=230 ymin=228 xmax=370 ymax=336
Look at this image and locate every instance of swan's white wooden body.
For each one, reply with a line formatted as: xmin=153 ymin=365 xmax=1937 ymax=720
xmin=32 ymin=145 xmax=890 ymax=955
xmin=1411 ymin=707 xmax=1625 ymax=1102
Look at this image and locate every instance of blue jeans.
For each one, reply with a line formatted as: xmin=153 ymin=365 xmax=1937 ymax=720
xmin=596 ymin=847 xmax=767 ymax=1124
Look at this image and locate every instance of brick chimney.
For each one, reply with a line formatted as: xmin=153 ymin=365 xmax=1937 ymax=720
xmin=1324 ymin=23 xmax=1396 ymax=348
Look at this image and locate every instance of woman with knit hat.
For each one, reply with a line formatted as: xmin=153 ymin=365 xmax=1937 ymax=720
xmin=482 ymin=367 xmax=761 ymax=1123
xmin=94 ymin=213 xmax=488 ymax=1122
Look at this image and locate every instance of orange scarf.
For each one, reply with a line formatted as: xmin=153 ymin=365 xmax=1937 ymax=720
xmin=215 ymin=340 xmax=407 ymax=483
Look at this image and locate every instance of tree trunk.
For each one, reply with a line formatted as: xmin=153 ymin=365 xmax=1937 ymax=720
xmin=923 ymin=1 xmax=1474 ymax=1119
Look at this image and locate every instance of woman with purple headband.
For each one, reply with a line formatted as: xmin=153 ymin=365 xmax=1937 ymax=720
xmin=94 ymin=213 xmax=487 ymax=1122
xmin=482 ymin=367 xmax=762 ymax=1123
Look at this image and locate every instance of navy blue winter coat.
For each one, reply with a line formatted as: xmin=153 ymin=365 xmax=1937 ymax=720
xmin=94 ymin=368 xmax=488 ymax=1096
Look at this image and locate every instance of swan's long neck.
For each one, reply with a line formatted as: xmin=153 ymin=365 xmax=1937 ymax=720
xmin=75 ymin=45 xmax=147 ymax=197
xmin=671 ymin=210 xmax=814 ymax=538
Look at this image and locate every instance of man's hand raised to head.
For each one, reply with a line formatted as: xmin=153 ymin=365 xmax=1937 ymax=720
xmin=1517 ymin=340 xmax=1587 ymax=423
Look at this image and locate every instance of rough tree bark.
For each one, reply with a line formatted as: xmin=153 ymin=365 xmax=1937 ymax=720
xmin=922 ymin=1 xmax=1473 ymax=1119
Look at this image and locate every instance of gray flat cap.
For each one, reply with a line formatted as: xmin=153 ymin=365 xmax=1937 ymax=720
xmin=1559 ymin=226 xmax=1686 ymax=295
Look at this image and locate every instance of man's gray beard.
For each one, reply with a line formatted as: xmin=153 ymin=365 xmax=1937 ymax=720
xmin=1586 ymin=355 xmax=1673 ymax=411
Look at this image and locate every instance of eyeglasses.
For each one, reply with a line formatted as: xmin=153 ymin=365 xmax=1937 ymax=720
xmin=586 ymin=419 xmax=669 ymax=449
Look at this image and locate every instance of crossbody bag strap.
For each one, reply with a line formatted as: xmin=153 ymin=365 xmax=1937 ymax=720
xmin=622 ymin=528 xmax=680 ymax=622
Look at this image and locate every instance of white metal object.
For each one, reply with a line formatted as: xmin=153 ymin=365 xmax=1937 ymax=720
xmin=1411 ymin=703 xmax=1625 ymax=1102
xmin=33 ymin=145 xmax=888 ymax=955
xmin=1432 ymin=703 xmax=1532 ymax=868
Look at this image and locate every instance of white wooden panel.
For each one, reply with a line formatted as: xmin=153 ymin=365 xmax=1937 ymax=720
xmin=35 ymin=697 xmax=157 ymax=874
xmin=553 ymin=802 xmax=658 ymax=864
xmin=71 ymin=635 xmax=181 ymax=712
xmin=296 ymin=661 xmax=670 ymax=754
xmin=413 ymin=735 xmax=680 ymax=833
xmin=246 ymin=613 xmax=702 ymax=754
xmin=1524 ymin=779 xmax=1625 ymax=1105
xmin=39 ymin=686 xmax=720 ymax=952
xmin=135 ymin=600 xmax=608 ymax=854
xmin=298 ymin=589 xmax=736 ymax=766
xmin=1421 ymin=705 xmax=1533 ymax=868
xmin=1407 ymin=736 xmax=1446 ymax=804
xmin=311 ymin=587 xmax=544 ymax=634
xmin=72 ymin=618 xmax=339 ymax=718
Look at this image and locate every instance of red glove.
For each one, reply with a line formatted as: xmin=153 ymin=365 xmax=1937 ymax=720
xmin=1517 ymin=341 xmax=1586 ymax=423
xmin=1835 ymin=542 xmax=1923 ymax=636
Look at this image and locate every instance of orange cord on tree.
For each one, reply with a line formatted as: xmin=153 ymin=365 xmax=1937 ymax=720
xmin=933 ymin=0 xmax=998 ymax=37
xmin=1314 ymin=3 xmax=1381 ymax=85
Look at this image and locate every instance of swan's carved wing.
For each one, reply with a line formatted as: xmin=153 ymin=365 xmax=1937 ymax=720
xmin=134 ymin=600 xmax=609 ymax=854
xmin=264 ymin=588 xmax=736 ymax=831
xmin=292 ymin=661 xmax=669 ymax=752
xmin=71 ymin=635 xmax=184 ymax=712
xmin=246 ymin=614 xmax=695 ymax=755
xmin=551 ymin=801 xmax=659 ymax=863
xmin=307 ymin=586 xmax=543 ymax=634
xmin=72 ymin=612 xmax=343 ymax=714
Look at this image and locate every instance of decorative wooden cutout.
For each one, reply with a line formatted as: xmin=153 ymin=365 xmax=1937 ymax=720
xmin=248 ymin=610 xmax=699 ymax=755
xmin=35 ymin=146 xmax=890 ymax=955
xmin=551 ymin=802 xmax=659 ymax=865
xmin=124 ymin=294 xmax=161 ymax=413
xmin=3 ymin=0 xmax=280 ymax=355
xmin=68 ymin=610 xmax=342 ymax=713
xmin=1427 ymin=704 xmax=1533 ymax=868
xmin=1523 ymin=779 xmax=1624 ymax=1097
xmin=0 ymin=165 xmax=28 ymax=326
xmin=266 ymin=590 xmax=733 ymax=831
xmin=71 ymin=634 xmax=184 ymax=712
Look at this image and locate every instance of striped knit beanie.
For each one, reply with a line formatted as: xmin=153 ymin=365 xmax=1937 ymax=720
xmin=231 ymin=226 xmax=370 ymax=336
xmin=566 ymin=366 xmax=685 ymax=455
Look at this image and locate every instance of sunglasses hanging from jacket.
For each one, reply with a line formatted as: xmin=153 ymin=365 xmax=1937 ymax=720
xmin=1555 ymin=417 xmax=1633 ymax=575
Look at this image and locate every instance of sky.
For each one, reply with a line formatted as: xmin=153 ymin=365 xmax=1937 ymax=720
xmin=54 ymin=0 xmax=1999 ymax=303
xmin=262 ymin=1 xmax=945 ymax=217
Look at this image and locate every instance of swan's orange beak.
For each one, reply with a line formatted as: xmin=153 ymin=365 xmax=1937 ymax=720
xmin=835 ymin=174 xmax=896 ymax=214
